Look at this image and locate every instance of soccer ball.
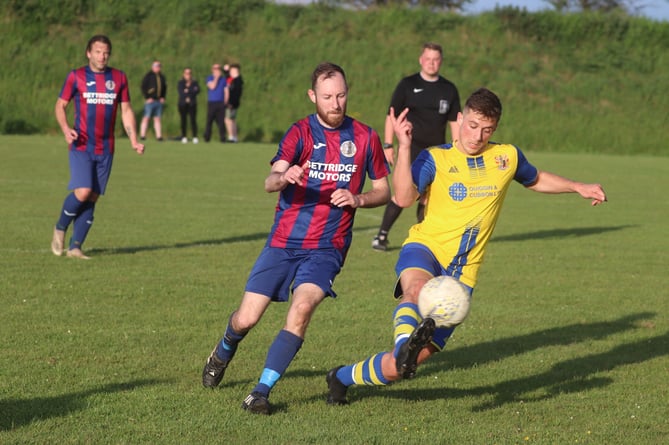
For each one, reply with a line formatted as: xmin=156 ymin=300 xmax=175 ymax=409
xmin=418 ymin=275 xmax=471 ymax=328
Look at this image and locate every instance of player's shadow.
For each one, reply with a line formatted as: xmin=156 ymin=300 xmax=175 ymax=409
xmin=491 ymin=224 xmax=636 ymax=242
xmin=351 ymin=312 xmax=662 ymax=409
xmin=87 ymin=225 xmax=380 ymax=256
xmin=89 ymin=232 xmax=270 ymax=256
xmin=0 ymin=378 xmax=166 ymax=431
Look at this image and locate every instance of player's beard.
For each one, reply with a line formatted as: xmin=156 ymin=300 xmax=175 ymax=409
xmin=317 ymin=108 xmax=345 ymax=129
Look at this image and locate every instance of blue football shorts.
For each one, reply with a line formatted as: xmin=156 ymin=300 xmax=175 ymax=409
xmin=68 ymin=150 xmax=114 ymax=195
xmin=143 ymin=101 xmax=163 ymax=118
xmin=245 ymin=247 xmax=344 ymax=302
xmin=394 ymin=242 xmax=474 ymax=350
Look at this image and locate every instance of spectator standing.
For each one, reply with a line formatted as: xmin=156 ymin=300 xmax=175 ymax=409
xmin=51 ymin=34 xmax=144 ymax=260
xmin=140 ymin=60 xmax=167 ymax=141
xmin=372 ymin=43 xmax=461 ymax=251
xmin=177 ymin=67 xmax=200 ymax=144
xmin=203 ymin=63 xmax=228 ymax=143
xmin=225 ymin=63 xmax=244 ymax=142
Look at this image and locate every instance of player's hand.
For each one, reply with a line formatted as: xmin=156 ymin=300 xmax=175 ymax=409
xmin=283 ymin=161 xmax=309 ymax=185
xmin=389 ymin=107 xmax=412 ymax=149
xmin=330 ymin=188 xmax=360 ymax=208
xmin=133 ymin=142 xmax=145 ymax=155
xmin=64 ymin=128 xmax=78 ymax=145
xmin=579 ymin=183 xmax=607 ymax=206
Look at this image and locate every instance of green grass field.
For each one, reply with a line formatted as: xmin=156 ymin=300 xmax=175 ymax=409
xmin=1 ymin=135 xmax=668 ymax=444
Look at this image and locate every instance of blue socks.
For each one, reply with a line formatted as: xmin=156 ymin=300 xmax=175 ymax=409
xmin=70 ymin=201 xmax=95 ymax=249
xmin=56 ymin=192 xmax=85 ymax=231
xmin=253 ymin=330 xmax=303 ymax=397
xmin=56 ymin=193 xmax=96 ymax=250
xmin=215 ymin=313 xmax=247 ymax=362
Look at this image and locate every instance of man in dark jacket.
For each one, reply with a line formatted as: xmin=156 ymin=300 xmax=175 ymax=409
xmin=140 ymin=60 xmax=167 ymax=141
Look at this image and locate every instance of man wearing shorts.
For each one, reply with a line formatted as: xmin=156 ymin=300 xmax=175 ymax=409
xmin=201 ymin=62 xmax=391 ymax=415
xmin=52 ymin=35 xmax=144 ymax=259
xmin=139 ymin=60 xmax=166 ymax=141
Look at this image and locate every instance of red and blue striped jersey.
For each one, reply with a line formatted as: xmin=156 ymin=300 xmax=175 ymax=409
xmin=268 ymin=114 xmax=390 ymax=253
xmin=58 ymin=66 xmax=131 ymax=155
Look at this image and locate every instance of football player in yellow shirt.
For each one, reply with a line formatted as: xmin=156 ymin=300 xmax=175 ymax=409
xmin=326 ymin=88 xmax=607 ymax=405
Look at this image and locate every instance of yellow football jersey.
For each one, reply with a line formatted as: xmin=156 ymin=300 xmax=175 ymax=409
xmin=404 ymin=142 xmax=538 ymax=288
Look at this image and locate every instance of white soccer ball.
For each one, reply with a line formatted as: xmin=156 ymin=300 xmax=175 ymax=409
xmin=418 ymin=275 xmax=471 ymax=328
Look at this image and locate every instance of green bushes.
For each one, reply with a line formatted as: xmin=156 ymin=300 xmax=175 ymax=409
xmin=1 ymin=2 xmax=667 ymax=155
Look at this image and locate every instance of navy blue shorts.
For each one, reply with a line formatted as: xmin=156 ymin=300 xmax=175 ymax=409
xmin=68 ymin=150 xmax=114 ymax=194
xmin=245 ymin=247 xmax=344 ymax=302
xmin=394 ymin=242 xmax=473 ymax=350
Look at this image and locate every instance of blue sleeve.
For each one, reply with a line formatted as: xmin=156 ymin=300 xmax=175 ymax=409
xmin=411 ymin=149 xmax=437 ymax=194
xmin=514 ymin=146 xmax=539 ymax=186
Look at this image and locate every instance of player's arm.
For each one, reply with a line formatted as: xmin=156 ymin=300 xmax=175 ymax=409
xmin=120 ymin=101 xmax=145 ymax=155
xmin=54 ymin=98 xmax=77 ymax=144
xmin=383 ymin=113 xmax=395 ymax=166
xmin=390 ymin=107 xmax=420 ymax=207
xmin=265 ymin=159 xmax=308 ymax=193
xmin=330 ymin=176 xmax=390 ymax=209
xmin=527 ymin=170 xmax=607 ymax=206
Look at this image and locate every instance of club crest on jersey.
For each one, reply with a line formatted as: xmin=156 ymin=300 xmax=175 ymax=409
xmin=495 ymin=154 xmax=510 ymax=170
xmin=105 ymin=80 xmax=116 ymax=90
xmin=340 ymin=141 xmax=356 ymax=158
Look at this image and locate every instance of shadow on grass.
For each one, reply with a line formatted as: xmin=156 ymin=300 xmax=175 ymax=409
xmin=349 ymin=312 xmax=664 ymax=410
xmin=491 ymin=224 xmax=636 ymax=242
xmin=0 ymin=378 xmax=166 ymax=431
xmin=87 ymin=225 xmax=379 ymax=256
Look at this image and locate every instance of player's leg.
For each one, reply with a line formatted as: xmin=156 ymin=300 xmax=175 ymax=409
xmin=53 ymin=151 xmax=94 ymax=256
xmin=68 ymin=154 xmax=110 ymax=258
xmin=244 ymin=283 xmax=325 ymax=414
xmin=203 ymin=247 xmax=293 ymax=390
xmin=243 ymin=249 xmax=339 ymax=414
xmin=372 ymin=196 xmax=404 ymax=251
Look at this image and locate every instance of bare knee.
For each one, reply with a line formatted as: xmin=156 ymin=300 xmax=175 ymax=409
xmin=231 ymin=309 xmax=261 ymax=333
xmin=74 ymin=188 xmax=97 ymax=202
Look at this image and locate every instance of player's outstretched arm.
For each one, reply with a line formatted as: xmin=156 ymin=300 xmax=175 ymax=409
xmin=527 ymin=170 xmax=607 ymax=206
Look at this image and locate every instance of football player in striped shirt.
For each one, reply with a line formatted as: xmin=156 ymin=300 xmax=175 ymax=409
xmin=51 ymin=35 xmax=144 ymax=259
xmin=201 ymin=62 xmax=391 ymax=414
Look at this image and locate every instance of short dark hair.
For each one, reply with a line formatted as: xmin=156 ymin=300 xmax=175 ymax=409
xmin=86 ymin=34 xmax=112 ymax=55
xmin=464 ymin=88 xmax=503 ymax=123
xmin=311 ymin=62 xmax=347 ymax=91
xmin=422 ymin=42 xmax=443 ymax=55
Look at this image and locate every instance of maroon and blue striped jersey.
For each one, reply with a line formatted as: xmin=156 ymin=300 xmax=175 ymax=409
xmin=58 ymin=66 xmax=131 ymax=155
xmin=268 ymin=114 xmax=390 ymax=253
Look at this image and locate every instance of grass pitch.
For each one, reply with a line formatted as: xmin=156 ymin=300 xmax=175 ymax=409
xmin=1 ymin=136 xmax=667 ymax=444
